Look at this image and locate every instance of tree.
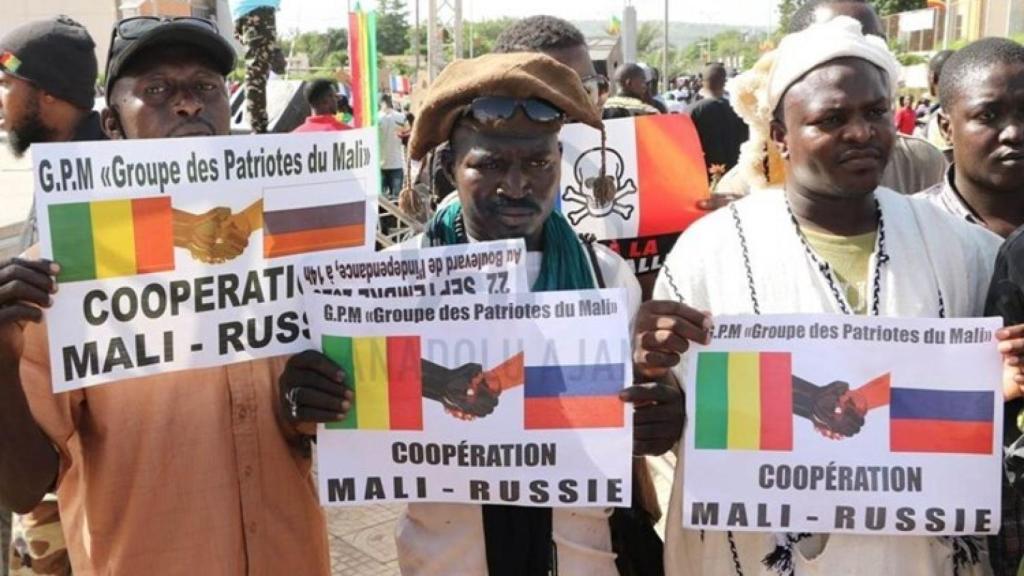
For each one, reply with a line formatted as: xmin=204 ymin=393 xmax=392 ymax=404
xmin=377 ymin=0 xmax=411 ymax=55
xmin=636 ymin=21 xmax=662 ymax=55
xmin=872 ymin=0 xmax=925 ymax=16
xmin=462 ymin=18 xmax=516 ymax=57
xmin=284 ymin=28 xmax=347 ymax=68
xmin=777 ymin=0 xmax=802 ymax=33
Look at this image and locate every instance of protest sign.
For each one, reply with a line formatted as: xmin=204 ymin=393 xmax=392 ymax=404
xmin=33 ymin=131 xmax=378 ymax=391
xmin=558 ymin=114 xmax=709 ymax=275
xmin=305 ymin=289 xmax=633 ymax=507
xmin=682 ymin=314 xmax=1003 ymax=536
xmin=301 ymin=239 xmax=529 ymax=297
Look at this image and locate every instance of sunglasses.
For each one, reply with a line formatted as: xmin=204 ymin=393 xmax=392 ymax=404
xmin=581 ymin=74 xmax=610 ymax=105
xmin=463 ymin=96 xmax=565 ymax=124
xmin=113 ymin=16 xmax=219 ymax=41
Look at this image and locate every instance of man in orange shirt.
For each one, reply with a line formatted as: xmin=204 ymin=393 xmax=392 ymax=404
xmin=0 ymin=17 xmax=348 ymax=575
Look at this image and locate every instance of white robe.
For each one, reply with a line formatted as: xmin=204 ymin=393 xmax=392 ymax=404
xmin=394 ymin=234 xmax=642 ymax=576
xmin=654 ymin=187 xmax=1001 ymax=576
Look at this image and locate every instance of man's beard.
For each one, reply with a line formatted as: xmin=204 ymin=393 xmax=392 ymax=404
xmin=6 ymin=99 xmax=56 ymax=158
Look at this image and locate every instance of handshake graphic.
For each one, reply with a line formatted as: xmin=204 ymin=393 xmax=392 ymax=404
xmin=171 ymin=200 xmax=263 ymax=264
xmin=422 ymin=353 xmax=525 ymax=421
xmin=793 ymin=374 xmax=890 ymax=440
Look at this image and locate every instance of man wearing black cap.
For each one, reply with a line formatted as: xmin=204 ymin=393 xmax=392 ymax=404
xmin=0 ymin=16 xmax=104 ymax=575
xmin=0 ymin=17 xmax=337 ymax=574
xmin=0 ymin=16 xmax=106 ymax=251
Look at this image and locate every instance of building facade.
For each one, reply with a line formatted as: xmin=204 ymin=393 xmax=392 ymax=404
xmin=1 ymin=0 xmax=119 ymax=70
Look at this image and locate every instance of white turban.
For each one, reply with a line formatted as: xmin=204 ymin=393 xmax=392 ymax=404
xmin=767 ymin=16 xmax=900 ymax=113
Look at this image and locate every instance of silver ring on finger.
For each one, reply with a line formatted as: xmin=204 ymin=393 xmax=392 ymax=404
xmin=286 ymin=386 xmax=301 ymax=419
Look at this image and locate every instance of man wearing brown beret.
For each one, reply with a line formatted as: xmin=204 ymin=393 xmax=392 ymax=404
xmin=390 ymin=52 xmax=680 ymax=575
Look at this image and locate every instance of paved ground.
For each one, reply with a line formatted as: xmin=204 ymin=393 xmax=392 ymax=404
xmin=326 ymin=505 xmax=402 ymax=576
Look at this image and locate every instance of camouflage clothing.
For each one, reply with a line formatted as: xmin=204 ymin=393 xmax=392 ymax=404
xmin=9 ymin=500 xmax=70 ymax=576
xmin=234 ymin=6 xmax=277 ymax=134
xmin=2 ymin=509 xmax=10 ymax=575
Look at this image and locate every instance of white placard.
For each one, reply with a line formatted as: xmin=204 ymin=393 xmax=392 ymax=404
xmin=682 ymin=314 xmax=1003 ymax=536
xmin=34 ymin=131 xmax=378 ymax=391
xmin=307 ymin=289 xmax=634 ymax=507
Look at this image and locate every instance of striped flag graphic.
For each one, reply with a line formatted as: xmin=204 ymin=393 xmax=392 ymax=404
xmin=0 ymin=51 xmax=21 ymax=73
xmin=348 ymin=9 xmax=379 ymax=128
xmin=524 ymin=363 xmax=626 ymax=429
xmin=322 ymin=335 xmax=423 ymax=431
xmin=48 ymin=197 xmax=174 ymax=282
xmin=262 ymin=183 xmax=367 ymax=258
xmin=890 ymin=388 xmax=994 ymax=455
xmin=694 ymin=352 xmax=793 ymax=451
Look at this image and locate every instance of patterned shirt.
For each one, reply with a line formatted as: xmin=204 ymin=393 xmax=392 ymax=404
xmin=917 ymin=165 xmax=981 ymax=225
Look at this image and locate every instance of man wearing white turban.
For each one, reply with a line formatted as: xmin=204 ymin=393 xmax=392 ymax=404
xmin=714 ymin=0 xmax=947 ymax=197
xmin=632 ymin=16 xmax=1024 ymax=576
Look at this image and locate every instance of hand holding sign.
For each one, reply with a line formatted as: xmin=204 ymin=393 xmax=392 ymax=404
xmin=620 ymin=377 xmax=684 ymax=456
xmin=997 ymin=324 xmax=1024 ymax=401
xmin=632 ymin=300 xmax=713 ymax=379
xmin=0 ymin=258 xmax=58 ymax=364
xmin=279 ymin=350 xmax=353 ymax=427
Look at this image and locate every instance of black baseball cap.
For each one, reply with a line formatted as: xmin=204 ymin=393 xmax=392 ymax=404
xmin=105 ymin=17 xmax=236 ymax=97
xmin=0 ymin=15 xmax=97 ymax=110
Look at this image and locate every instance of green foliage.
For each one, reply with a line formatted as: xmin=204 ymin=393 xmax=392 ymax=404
xmin=777 ymin=0 xmax=801 ymax=33
xmin=636 ymin=21 xmax=663 ymax=54
xmin=463 ymin=18 xmax=517 ymax=57
xmin=669 ymin=29 xmax=764 ymax=77
xmin=407 ymin=25 xmax=427 ymax=57
xmin=281 ymin=28 xmax=347 ymax=68
xmin=872 ymin=0 xmax=925 ymax=17
xmin=377 ymin=0 xmax=411 ymax=55
xmin=896 ymin=52 xmax=927 ymax=65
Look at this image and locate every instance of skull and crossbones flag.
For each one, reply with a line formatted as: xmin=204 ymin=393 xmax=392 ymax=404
xmin=558 ymin=114 xmax=709 ymax=244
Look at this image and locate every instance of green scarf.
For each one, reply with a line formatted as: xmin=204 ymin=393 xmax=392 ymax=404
xmin=424 ymin=201 xmax=596 ymax=292
xmin=423 ymin=200 xmax=597 ymax=576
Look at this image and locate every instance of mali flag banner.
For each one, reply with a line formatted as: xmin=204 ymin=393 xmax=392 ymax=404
xmin=48 ymin=197 xmax=174 ymax=282
xmin=694 ymin=351 xmax=793 ymax=451
xmin=322 ymin=335 xmax=423 ymax=431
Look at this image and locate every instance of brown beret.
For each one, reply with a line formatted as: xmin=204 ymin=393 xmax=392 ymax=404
xmin=408 ymin=52 xmax=603 ymax=161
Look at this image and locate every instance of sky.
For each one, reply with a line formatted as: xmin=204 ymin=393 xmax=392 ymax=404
xmin=277 ymin=0 xmax=776 ymax=36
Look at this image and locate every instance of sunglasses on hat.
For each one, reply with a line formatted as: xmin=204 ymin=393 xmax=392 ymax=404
xmin=113 ymin=16 xmax=219 ymax=41
xmin=463 ymin=96 xmax=565 ymax=125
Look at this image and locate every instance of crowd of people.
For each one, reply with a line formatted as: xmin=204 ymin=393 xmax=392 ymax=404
xmin=3 ymin=0 xmax=1024 ymax=574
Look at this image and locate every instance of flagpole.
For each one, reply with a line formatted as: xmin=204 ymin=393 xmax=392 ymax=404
xmin=414 ymin=0 xmax=421 ymax=80
xmin=662 ymin=0 xmax=669 ymax=93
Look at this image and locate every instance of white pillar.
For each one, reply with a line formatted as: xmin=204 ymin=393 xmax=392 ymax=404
xmin=622 ymin=5 xmax=638 ymax=64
